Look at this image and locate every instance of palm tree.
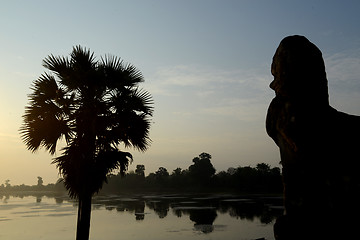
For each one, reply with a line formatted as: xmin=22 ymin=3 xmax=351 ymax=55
xmin=20 ymin=46 xmax=153 ymax=240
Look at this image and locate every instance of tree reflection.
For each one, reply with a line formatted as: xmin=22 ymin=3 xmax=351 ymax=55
xmin=190 ymin=209 xmax=217 ymax=233
xmin=134 ymin=201 xmax=145 ymax=221
xmin=2 ymin=195 xmax=9 ymax=203
xmin=171 ymin=207 xmax=218 ymax=233
xmin=55 ymin=197 xmax=64 ymax=204
xmin=94 ymin=195 xmax=282 ymax=227
xmin=146 ymin=201 xmax=169 ymax=218
xmin=93 ymin=197 xmax=146 ymax=221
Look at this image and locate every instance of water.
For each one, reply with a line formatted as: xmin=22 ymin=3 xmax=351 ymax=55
xmin=0 ymin=194 xmax=283 ymax=240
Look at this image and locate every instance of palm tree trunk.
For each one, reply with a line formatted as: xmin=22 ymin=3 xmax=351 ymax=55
xmin=76 ymin=194 xmax=92 ymax=240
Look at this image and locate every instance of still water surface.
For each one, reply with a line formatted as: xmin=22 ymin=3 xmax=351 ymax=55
xmin=0 ymin=194 xmax=283 ymax=240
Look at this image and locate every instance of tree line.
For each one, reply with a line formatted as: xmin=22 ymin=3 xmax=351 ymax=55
xmin=0 ymin=152 xmax=282 ymax=195
xmin=101 ymin=152 xmax=283 ymax=193
xmin=0 ymin=176 xmax=65 ymax=194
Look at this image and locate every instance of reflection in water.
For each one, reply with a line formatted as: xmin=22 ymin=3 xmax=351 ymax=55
xmin=99 ymin=198 xmax=146 ymax=220
xmin=92 ymin=194 xmax=283 ymax=232
xmin=55 ymin=197 xmax=64 ymax=204
xmin=190 ymin=209 xmax=217 ymax=233
xmin=1 ymin=194 xmax=283 ymax=225
xmin=0 ymin=194 xmax=282 ymax=240
xmin=147 ymin=200 xmax=169 ymax=219
xmin=3 ymin=195 xmax=9 ymax=203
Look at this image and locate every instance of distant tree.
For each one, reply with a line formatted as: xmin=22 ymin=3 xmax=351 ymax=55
xmin=256 ymin=163 xmax=271 ymax=173
xmin=188 ymin=152 xmax=216 ymax=186
xmin=135 ymin=165 xmax=145 ymax=178
xmin=146 ymin=172 xmax=156 ymax=185
xmin=235 ymin=166 xmax=257 ymax=190
xmin=227 ymin=167 xmax=236 ymax=175
xmin=170 ymin=167 xmax=189 ymax=188
xmin=54 ymin=178 xmax=66 ymax=192
xmin=271 ymin=167 xmax=281 ymax=175
xmin=37 ymin=176 xmax=44 ymax=187
xmin=20 ymin=46 xmax=153 ymax=240
xmin=154 ymin=167 xmax=169 ymax=186
xmin=155 ymin=167 xmax=169 ymax=178
xmin=172 ymin=167 xmax=182 ymax=176
xmin=5 ymin=179 xmax=10 ymax=188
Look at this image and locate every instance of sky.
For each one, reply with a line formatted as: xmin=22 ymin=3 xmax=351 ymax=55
xmin=1 ymin=0 xmax=360 ymax=185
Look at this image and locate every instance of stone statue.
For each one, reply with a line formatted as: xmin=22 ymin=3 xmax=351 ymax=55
xmin=266 ymin=35 xmax=360 ymax=239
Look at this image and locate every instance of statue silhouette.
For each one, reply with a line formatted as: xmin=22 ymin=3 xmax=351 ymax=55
xmin=266 ymin=35 xmax=360 ymax=239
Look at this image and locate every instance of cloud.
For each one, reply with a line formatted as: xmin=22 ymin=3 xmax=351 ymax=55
xmin=196 ymin=90 xmax=215 ymax=98
xmin=155 ymin=65 xmax=245 ymax=86
xmin=147 ymin=64 xmax=272 ymax=99
xmin=201 ymin=98 xmax=268 ymax=122
xmin=143 ymin=64 xmax=273 ymax=126
xmin=325 ymin=49 xmax=360 ymax=84
xmin=324 ymin=48 xmax=360 ymax=114
xmin=0 ymin=132 xmax=21 ymax=143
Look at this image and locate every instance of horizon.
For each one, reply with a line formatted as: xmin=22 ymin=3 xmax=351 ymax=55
xmin=1 ymin=157 xmax=279 ymax=186
xmin=1 ymin=1 xmax=360 ymax=185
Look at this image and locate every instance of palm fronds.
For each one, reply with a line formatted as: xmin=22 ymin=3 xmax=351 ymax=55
xmin=21 ymin=45 xmax=153 ymax=199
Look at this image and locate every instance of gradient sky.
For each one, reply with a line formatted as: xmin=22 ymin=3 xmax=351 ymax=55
xmin=1 ymin=0 xmax=360 ymax=185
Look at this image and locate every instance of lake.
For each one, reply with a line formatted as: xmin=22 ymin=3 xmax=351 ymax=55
xmin=0 ymin=193 xmax=283 ymax=240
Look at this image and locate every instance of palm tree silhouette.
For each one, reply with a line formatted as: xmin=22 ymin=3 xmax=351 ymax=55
xmin=20 ymin=46 xmax=153 ymax=240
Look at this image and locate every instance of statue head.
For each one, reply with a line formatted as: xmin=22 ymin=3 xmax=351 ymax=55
xmin=270 ymin=35 xmax=329 ymax=105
